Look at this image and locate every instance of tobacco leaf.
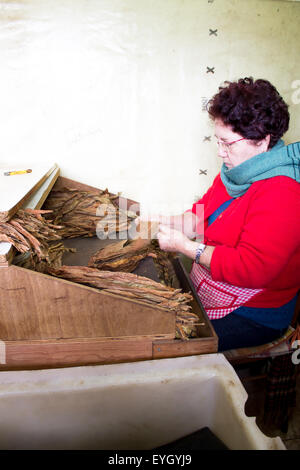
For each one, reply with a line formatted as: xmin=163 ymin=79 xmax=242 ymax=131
xmin=88 ymin=221 xmax=156 ymax=271
xmin=14 ymin=242 xmax=76 ymax=273
xmin=0 ymin=209 xmax=62 ymax=260
xmin=88 ymin=239 xmax=153 ymax=272
xmin=88 ymin=238 xmax=179 ymax=288
xmin=43 ymin=187 xmax=136 ymax=238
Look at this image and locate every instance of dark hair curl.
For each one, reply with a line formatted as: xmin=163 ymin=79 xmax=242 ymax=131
xmin=208 ymin=77 xmax=289 ymax=148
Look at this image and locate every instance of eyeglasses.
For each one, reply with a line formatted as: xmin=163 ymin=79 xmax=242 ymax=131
xmin=215 ymin=137 xmax=246 ymax=152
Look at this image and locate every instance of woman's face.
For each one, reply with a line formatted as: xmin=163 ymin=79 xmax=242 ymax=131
xmin=214 ymin=119 xmax=270 ymax=169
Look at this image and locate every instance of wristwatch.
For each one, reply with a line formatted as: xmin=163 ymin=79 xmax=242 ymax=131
xmin=195 ymin=243 xmax=206 ymax=264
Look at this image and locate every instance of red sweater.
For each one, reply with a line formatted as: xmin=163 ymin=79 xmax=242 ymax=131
xmin=191 ymin=174 xmax=300 ymax=308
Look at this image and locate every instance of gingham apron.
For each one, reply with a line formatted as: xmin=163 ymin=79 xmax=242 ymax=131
xmin=190 ymin=262 xmax=263 ymax=320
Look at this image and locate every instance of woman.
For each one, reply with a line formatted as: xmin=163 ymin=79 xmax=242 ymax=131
xmin=155 ymin=77 xmax=300 ymax=351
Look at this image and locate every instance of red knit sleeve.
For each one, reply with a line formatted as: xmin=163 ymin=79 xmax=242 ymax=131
xmin=210 ymin=177 xmax=300 ymax=288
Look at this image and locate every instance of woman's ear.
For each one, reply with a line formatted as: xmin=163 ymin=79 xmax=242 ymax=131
xmin=257 ymin=134 xmax=271 ymax=152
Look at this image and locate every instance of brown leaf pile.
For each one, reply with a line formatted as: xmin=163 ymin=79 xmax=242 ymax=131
xmin=43 ymin=187 xmax=135 ymax=238
xmin=88 ymin=239 xmax=154 ymax=272
xmin=88 ymin=220 xmax=156 ymax=270
xmin=14 ymin=242 xmax=76 ymax=273
xmin=48 ymin=265 xmax=201 ymax=339
xmin=88 ymin=238 xmax=178 ymax=287
xmin=0 ymin=209 xmax=63 ymax=261
xmin=88 ymin=220 xmax=178 ymax=287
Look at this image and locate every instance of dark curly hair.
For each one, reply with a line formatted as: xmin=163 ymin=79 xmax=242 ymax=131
xmin=207 ymin=77 xmax=289 ymax=148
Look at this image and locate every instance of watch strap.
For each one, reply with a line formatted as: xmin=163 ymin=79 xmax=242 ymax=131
xmin=195 ymin=243 xmax=206 ymax=264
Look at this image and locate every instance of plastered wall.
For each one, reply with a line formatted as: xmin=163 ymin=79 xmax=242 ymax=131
xmin=0 ymin=0 xmax=299 ymax=214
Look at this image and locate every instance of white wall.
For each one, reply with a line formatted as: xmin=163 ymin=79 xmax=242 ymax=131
xmin=0 ymin=0 xmax=299 ymax=214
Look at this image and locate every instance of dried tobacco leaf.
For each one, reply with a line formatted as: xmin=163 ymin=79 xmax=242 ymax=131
xmin=88 ymin=238 xmax=179 ymax=287
xmin=88 ymin=221 xmax=158 ymax=272
xmin=88 ymin=238 xmax=153 ymax=272
xmin=0 ymin=209 xmax=62 ymax=261
xmin=0 ymin=208 xmax=75 ymax=273
xmin=43 ymin=187 xmax=135 ymax=238
xmin=14 ymin=242 xmax=76 ymax=273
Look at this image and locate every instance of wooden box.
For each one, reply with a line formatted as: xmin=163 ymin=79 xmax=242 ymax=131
xmin=0 ymin=175 xmax=217 ymax=370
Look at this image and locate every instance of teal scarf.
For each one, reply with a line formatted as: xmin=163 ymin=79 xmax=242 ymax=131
xmin=220 ymin=139 xmax=300 ymax=198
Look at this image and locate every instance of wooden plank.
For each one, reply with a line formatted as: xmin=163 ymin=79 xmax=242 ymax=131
xmin=52 ymin=175 xmax=104 ymax=193
xmin=0 ymin=165 xmax=60 ymax=266
xmin=0 ymin=335 xmax=218 ymax=371
xmin=0 ymin=163 xmax=59 ymax=222
xmin=0 ymin=336 xmax=154 ymax=370
xmin=0 ymin=265 xmax=176 ymax=341
xmin=0 ymin=334 xmax=219 ymax=371
xmin=152 ymin=336 xmax=218 ymax=359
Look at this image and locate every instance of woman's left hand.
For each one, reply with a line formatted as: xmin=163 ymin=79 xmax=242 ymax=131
xmin=157 ymin=224 xmax=215 ymax=269
xmin=157 ymin=224 xmax=194 ymax=254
